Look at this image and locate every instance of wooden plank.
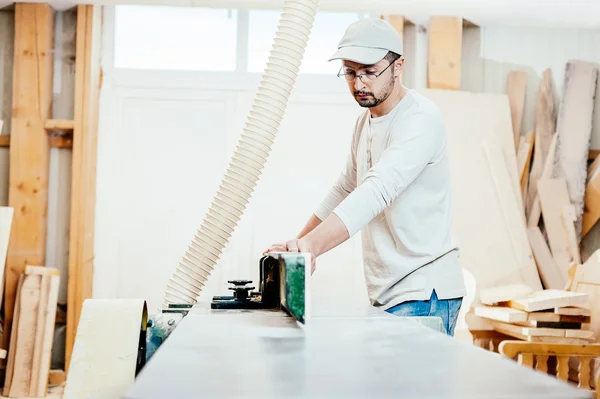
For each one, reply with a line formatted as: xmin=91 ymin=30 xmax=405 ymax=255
xmin=555 ymin=306 xmax=591 ymax=317
xmin=526 ymin=69 xmax=557 ymax=217
xmin=66 ymin=4 xmax=102 ymax=372
xmin=568 ymin=250 xmax=600 ymax=346
xmin=560 ymin=205 xmax=581 ymax=265
xmin=526 ymin=226 xmax=564 ymax=289
xmin=582 ymin=159 xmax=600 ymax=236
xmin=44 ymin=119 xmax=74 ymax=131
xmin=527 ymin=134 xmax=558 ymax=227
xmin=48 ymin=369 xmax=66 ymax=386
xmin=474 ymin=305 xmax=529 ymax=323
xmin=3 ymin=267 xmax=60 ymax=397
xmin=501 ymin=289 xmax=589 ymax=312
xmin=0 ymin=135 xmax=73 ymax=149
xmin=3 ymin=3 xmax=55 ymax=355
xmin=520 ymin=132 xmax=534 ymax=205
xmin=4 ymin=272 xmax=41 ymax=397
xmin=537 ymin=178 xmax=573 ymax=278
xmin=506 ymin=70 xmax=527 ymax=152
xmin=489 ymin=320 xmax=565 ymax=338
xmin=48 ymin=135 xmax=73 ymax=148
xmin=552 ymin=60 xmax=598 ymax=239
xmin=427 ymin=16 xmax=462 ymax=90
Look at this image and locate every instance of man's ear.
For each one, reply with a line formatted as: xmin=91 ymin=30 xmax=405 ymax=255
xmin=394 ymin=56 xmax=405 ymax=78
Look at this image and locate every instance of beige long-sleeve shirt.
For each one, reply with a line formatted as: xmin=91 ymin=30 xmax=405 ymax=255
xmin=315 ymin=89 xmax=466 ymax=309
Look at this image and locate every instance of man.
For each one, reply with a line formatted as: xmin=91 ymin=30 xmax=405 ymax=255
xmin=264 ymin=17 xmax=466 ymax=336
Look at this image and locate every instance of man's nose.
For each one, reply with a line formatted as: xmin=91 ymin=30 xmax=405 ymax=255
xmin=353 ymin=76 xmax=366 ymax=91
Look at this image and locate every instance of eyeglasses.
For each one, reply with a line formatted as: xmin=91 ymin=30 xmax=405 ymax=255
xmin=337 ymin=62 xmax=394 ymax=82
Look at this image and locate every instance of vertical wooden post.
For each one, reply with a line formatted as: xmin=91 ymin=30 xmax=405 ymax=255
xmin=427 ymin=16 xmax=462 ymax=90
xmin=66 ymin=4 xmax=101 ymax=372
xmin=3 ymin=3 xmax=55 ymax=353
xmin=386 ymin=15 xmax=404 ymax=42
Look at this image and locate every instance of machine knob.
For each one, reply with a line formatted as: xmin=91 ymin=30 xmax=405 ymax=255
xmin=227 ymin=280 xmax=254 ymax=301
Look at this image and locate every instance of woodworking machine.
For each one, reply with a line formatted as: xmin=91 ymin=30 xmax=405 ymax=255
xmin=145 ymin=252 xmax=310 ymax=362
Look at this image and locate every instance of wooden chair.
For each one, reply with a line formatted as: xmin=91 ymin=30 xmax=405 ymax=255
xmin=499 ymin=340 xmax=600 ymax=398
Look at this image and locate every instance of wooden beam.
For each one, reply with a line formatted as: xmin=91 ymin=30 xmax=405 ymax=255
xmin=45 ymin=119 xmax=74 ymax=131
xmin=48 ymin=135 xmax=73 ymax=148
xmin=0 ymin=134 xmax=73 ymax=149
xmin=3 ymin=3 xmax=55 ymax=354
xmin=66 ymin=4 xmax=101 ymax=372
xmin=427 ymin=16 xmax=462 ymax=90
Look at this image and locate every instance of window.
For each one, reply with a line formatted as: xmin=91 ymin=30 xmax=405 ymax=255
xmin=247 ymin=10 xmax=364 ymax=74
xmin=114 ymin=6 xmax=238 ymax=71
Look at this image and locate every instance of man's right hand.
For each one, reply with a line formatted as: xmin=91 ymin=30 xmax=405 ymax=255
xmin=262 ymin=243 xmax=287 ymax=255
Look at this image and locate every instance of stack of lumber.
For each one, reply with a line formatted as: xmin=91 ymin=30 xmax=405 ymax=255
xmin=3 ymin=265 xmax=60 ymax=398
xmin=462 ymin=60 xmax=600 ymax=336
xmin=474 ymin=286 xmax=593 ymax=344
xmin=514 ymin=60 xmax=600 ymax=290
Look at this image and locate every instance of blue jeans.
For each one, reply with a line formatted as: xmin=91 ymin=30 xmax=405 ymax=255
xmin=385 ymin=290 xmax=463 ymax=336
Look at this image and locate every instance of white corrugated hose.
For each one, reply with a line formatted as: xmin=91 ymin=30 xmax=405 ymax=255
xmin=162 ymin=0 xmax=321 ymax=307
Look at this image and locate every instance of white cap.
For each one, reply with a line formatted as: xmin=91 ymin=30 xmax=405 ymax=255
xmin=328 ymin=17 xmax=403 ymax=65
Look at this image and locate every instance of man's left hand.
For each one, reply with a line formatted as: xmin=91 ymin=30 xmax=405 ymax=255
xmin=264 ymin=238 xmax=317 ymax=275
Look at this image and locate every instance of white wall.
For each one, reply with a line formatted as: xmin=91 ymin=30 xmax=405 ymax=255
xmin=92 ymin=5 xmax=600 ymax=327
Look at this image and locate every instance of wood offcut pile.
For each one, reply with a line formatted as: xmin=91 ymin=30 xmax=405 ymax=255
xmin=474 ymin=285 xmax=593 ymax=344
xmin=464 ymin=59 xmax=600 ymax=349
xmin=0 ymin=205 xmax=62 ymax=397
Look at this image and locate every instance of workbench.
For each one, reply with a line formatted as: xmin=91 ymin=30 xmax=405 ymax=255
xmin=125 ymin=302 xmax=593 ymax=399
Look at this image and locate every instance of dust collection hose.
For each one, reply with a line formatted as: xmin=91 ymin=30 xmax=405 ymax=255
xmin=162 ymin=0 xmax=321 ymax=307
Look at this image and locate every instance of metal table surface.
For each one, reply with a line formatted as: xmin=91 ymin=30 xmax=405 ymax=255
xmin=125 ymin=302 xmax=593 ymax=399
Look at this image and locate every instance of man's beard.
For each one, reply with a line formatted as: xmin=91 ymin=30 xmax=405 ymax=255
xmin=353 ymin=75 xmax=395 ymax=108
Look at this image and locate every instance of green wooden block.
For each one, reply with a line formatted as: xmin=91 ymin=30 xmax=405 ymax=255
xmin=269 ymin=252 xmax=311 ymax=324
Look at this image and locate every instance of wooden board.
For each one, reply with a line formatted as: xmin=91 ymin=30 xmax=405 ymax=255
xmin=526 ymin=68 xmax=557 ymax=217
xmin=66 ymin=4 xmax=102 ymax=372
xmin=552 ymin=60 xmax=598 ymax=239
xmin=474 ymin=305 xmax=590 ymax=324
xmin=3 ymin=266 xmax=60 ymax=397
xmin=4 ymin=3 xmax=55 ymax=355
xmin=506 ymin=70 xmax=527 ymax=152
xmin=527 ymin=134 xmax=558 ymax=228
xmin=63 ymin=299 xmax=148 ymax=399
xmin=537 ymin=178 xmax=573 ymax=279
xmin=500 ymin=289 xmax=589 ymax=312
xmin=489 ymin=320 xmax=592 ymax=343
xmin=582 ymin=159 xmax=600 ymax=236
xmin=527 ymin=226 xmax=564 ymax=289
xmin=427 ymin=17 xmax=462 ymax=90
xmin=420 ymin=90 xmax=541 ymax=310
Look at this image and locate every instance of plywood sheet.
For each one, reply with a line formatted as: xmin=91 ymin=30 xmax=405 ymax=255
xmin=421 ymin=89 xmax=542 ymax=304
